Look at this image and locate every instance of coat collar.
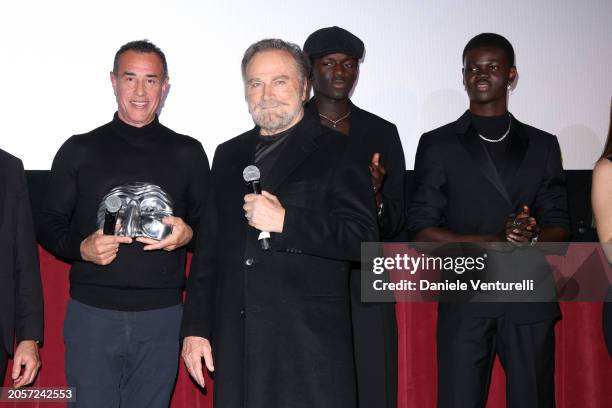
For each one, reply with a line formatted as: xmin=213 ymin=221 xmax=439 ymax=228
xmin=456 ymin=110 xmax=529 ymax=206
xmin=346 ymin=100 xmax=368 ymax=137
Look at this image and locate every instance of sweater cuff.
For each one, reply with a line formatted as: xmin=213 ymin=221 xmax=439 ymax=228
xmin=67 ymin=230 xmax=85 ymax=261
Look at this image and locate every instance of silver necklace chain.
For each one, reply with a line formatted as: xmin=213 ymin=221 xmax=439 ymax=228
xmin=478 ymin=116 xmax=512 ymax=143
xmin=319 ymin=111 xmax=351 ymax=128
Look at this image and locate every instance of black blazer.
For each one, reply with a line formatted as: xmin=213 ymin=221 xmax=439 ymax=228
xmin=408 ymin=111 xmax=569 ymax=323
xmin=306 ymin=100 xmax=406 ymax=239
xmin=0 ymin=149 xmax=43 ymax=355
xmin=181 ymin=111 xmax=378 ymax=408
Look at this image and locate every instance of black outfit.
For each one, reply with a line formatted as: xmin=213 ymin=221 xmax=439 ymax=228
xmin=307 ymin=100 xmax=405 ymax=408
xmin=181 ymin=112 xmax=378 ymax=408
xmin=39 ymin=113 xmax=210 ymax=310
xmin=39 ymin=114 xmax=210 ymax=408
xmin=408 ymin=111 xmax=569 ymax=408
xmin=0 ymin=149 xmax=43 ymax=383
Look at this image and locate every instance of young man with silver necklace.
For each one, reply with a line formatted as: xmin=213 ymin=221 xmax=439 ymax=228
xmin=303 ymin=26 xmax=406 ymax=408
xmin=408 ymin=33 xmax=569 ymax=407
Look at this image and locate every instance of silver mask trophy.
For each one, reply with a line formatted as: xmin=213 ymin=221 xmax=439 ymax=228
xmin=97 ymin=182 xmax=174 ymax=240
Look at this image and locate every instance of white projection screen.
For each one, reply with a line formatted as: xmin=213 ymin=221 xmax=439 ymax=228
xmin=1 ymin=0 xmax=611 ymax=170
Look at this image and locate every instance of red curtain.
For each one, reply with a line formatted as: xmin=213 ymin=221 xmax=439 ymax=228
xmin=3 ymin=248 xmax=611 ymax=407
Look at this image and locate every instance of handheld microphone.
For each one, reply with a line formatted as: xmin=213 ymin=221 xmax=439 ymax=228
xmin=243 ymin=165 xmax=271 ymax=250
xmin=103 ymin=195 xmax=122 ymax=235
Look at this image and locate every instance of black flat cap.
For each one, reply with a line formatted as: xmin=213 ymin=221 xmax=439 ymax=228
xmin=303 ymin=26 xmax=364 ymax=60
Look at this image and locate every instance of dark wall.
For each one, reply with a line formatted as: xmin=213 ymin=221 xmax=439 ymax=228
xmin=25 ymin=170 xmax=597 ymax=243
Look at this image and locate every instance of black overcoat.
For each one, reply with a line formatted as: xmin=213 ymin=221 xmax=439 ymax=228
xmin=182 ymin=112 xmax=378 ymax=408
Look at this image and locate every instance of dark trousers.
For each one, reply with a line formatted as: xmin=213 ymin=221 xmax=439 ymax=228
xmin=64 ymin=299 xmax=182 ymax=408
xmin=437 ymin=312 xmax=557 ymax=408
xmin=0 ymin=350 xmax=7 ymax=385
xmin=351 ymin=270 xmax=398 ymax=408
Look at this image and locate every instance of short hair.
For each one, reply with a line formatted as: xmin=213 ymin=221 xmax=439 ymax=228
xmin=462 ymin=33 xmax=515 ymax=67
xmin=113 ymin=39 xmax=168 ymax=78
xmin=241 ymin=39 xmax=310 ymax=88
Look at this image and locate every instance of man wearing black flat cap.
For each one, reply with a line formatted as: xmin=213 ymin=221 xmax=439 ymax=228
xmin=304 ymin=26 xmax=406 ymax=408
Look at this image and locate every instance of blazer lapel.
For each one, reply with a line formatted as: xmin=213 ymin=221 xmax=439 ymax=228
xmin=232 ymin=129 xmax=259 ymax=179
xmin=264 ymin=112 xmax=320 ymax=193
xmin=456 ymin=111 xmax=512 ymax=205
xmin=500 ymin=116 xmax=529 ymax=190
xmin=347 ymin=102 xmax=369 ymax=139
xmin=346 ymin=102 xmax=375 ymax=163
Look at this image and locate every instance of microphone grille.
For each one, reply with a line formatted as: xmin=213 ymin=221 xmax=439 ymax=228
xmin=243 ymin=165 xmax=261 ymax=182
xmin=104 ymin=195 xmax=122 ymax=213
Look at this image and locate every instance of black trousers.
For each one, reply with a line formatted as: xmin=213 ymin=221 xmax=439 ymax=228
xmin=437 ymin=311 xmax=557 ymax=408
xmin=350 ymin=270 xmax=398 ymax=408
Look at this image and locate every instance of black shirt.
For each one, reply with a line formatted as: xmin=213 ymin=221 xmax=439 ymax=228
xmin=255 ymin=124 xmax=295 ymax=187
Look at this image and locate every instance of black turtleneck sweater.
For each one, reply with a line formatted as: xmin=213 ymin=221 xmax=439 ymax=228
xmin=39 ymin=113 xmax=210 ymax=311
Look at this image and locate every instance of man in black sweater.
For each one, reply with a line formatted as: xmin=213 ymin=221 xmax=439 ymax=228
xmin=39 ymin=40 xmax=210 ymax=408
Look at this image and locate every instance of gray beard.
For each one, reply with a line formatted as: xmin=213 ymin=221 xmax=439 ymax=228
xmin=250 ymin=99 xmax=303 ymax=134
xmin=254 ymin=113 xmax=291 ymax=134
